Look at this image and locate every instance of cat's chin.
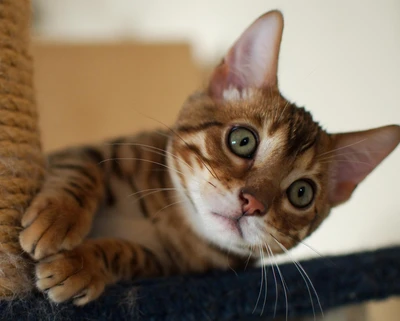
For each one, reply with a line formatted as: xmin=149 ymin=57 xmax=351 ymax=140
xmin=208 ymin=211 xmax=270 ymax=251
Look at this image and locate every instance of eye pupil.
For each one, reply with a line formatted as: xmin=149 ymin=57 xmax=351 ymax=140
xmin=240 ymin=137 xmax=249 ymax=146
xmin=298 ymin=186 xmax=305 ymax=198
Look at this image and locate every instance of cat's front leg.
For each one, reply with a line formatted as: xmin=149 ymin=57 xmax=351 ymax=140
xmin=35 ymin=238 xmax=165 ymax=305
xmin=19 ymin=147 xmax=106 ymax=260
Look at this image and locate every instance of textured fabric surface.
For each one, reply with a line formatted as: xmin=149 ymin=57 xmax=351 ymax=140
xmin=1 ymin=246 xmax=399 ymax=320
xmin=0 ymin=0 xmax=45 ymax=299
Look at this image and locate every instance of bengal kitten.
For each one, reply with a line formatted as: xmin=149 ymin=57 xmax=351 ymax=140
xmin=19 ymin=10 xmax=399 ymax=306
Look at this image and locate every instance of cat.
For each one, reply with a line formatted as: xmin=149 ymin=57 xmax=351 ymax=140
xmin=19 ymin=10 xmax=399 ymax=308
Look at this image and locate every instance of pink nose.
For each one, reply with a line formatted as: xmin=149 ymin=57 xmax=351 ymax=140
xmin=241 ymin=192 xmax=266 ymax=216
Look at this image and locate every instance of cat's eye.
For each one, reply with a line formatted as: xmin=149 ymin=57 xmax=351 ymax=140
xmin=228 ymin=127 xmax=258 ymax=158
xmin=287 ymin=179 xmax=314 ymax=209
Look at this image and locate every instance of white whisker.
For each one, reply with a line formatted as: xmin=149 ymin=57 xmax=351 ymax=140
xmin=267 ymin=244 xmax=289 ymax=321
xmin=279 ymin=101 xmax=291 ymax=123
xmin=319 ymin=159 xmax=373 ymax=167
xmin=106 ymin=142 xmax=197 ymax=173
xmin=148 ymin=115 xmax=220 ymax=180
xmin=154 ymin=130 xmax=173 ymax=139
xmin=126 ymin=111 xmax=219 ymax=180
xmin=226 ymin=240 xmax=239 ymax=277
xmin=271 ymin=229 xmax=336 ymax=267
xmin=243 ymin=247 xmax=253 ymax=271
xmin=130 ymin=190 xmax=182 ymax=206
xmin=318 ymin=150 xmax=385 ymax=162
xmin=317 ymin=138 xmax=367 ymax=157
xmin=252 ymin=247 xmax=264 ymax=314
xmin=153 ymin=200 xmax=186 ymax=217
xmin=265 ymin=244 xmax=279 ymax=318
xmin=273 ymin=238 xmax=322 ymax=320
xmin=261 ymin=249 xmax=268 ymax=316
xmin=99 ymin=157 xmax=210 ymax=185
xmin=127 ymin=187 xmax=179 ymax=197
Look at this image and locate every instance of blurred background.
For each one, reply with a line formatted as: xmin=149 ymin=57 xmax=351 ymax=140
xmin=31 ymin=1 xmax=399 ymax=319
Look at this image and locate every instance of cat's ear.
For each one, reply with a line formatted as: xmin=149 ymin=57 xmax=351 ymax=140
xmin=208 ymin=10 xmax=284 ymax=100
xmin=328 ymin=125 xmax=400 ymax=206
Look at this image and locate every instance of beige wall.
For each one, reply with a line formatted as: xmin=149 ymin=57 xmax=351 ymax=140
xmin=32 ymin=42 xmax=202 ymax=151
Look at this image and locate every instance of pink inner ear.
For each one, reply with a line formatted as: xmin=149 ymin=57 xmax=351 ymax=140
xmin=328 ymin=125 xmax=400 ymax=206
xmin=208 ymin=11 xmax=284 ymax=99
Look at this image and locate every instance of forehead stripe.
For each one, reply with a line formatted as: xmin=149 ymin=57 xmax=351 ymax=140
xmin=176 ymin=121 xmax=223 ymax=133
xmin=286 ymin=108 xmax=320 ymax=156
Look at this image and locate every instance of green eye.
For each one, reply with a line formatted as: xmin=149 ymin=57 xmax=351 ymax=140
xmin=228 ymin=127 xmax=258 ymax=158
xmin=287 ymin=180 xmax=314 ymax=209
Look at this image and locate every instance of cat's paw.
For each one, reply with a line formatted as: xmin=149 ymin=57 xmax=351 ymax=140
xmin=35 ymin=247 xmax=107 ymax=306
xmin=19 ymin=192 xmax=93 ymax=260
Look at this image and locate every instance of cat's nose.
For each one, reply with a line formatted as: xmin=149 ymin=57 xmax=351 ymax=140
xmin=241 ymin=192 xmax=266 ymax=216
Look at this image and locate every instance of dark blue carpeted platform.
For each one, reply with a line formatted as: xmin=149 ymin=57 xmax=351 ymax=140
xmin=1 ymin=246 xmax=399 ymax=321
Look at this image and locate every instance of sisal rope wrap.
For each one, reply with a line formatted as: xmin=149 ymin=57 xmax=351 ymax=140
xmin=0 ymin=0 xmax=45 ymax=299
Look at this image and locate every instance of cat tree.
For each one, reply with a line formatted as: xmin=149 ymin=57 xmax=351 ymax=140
xmin=0 ymin=0 xmax=399 ymax=319
xmin=0 ymin=0 xmax=45 ymax=299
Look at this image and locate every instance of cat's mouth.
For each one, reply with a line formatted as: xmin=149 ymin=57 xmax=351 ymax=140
xmin=210 ymin=210 xmax=268 ymax=249
xmin=210 ymin=212 xmax=244 ymax=238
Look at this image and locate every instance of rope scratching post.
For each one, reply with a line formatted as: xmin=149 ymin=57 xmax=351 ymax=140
xmin=0 ymin=0 xmax=45 ymax=299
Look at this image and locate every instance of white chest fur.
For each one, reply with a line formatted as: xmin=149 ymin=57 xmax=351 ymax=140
xmin=89 ymin=176 xmax=160 ymax=252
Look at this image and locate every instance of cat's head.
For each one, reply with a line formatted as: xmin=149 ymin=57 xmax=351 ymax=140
xmin=168 ymin=11 xmax=400 ymax=256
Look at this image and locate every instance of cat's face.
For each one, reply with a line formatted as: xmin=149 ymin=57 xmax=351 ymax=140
xmin=169 ymin=89 xmax=333 ymax=255
xmin=168 ymin=11 xmax=399 ymax=257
